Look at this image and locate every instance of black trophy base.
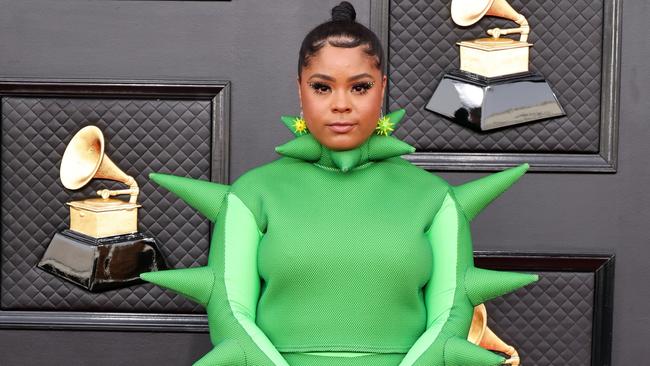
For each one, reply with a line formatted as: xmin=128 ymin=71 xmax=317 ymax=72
xmin=38 ymin=230 xmax=167 ymax=292
xmin=426 ymin=70 xmax=566 ymax=131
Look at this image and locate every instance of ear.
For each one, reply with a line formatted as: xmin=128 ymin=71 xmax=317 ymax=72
xmin=296 ymin=76 xmax=302 ymax=106
xmin=381 ymin=74 xmax=387 ymax=98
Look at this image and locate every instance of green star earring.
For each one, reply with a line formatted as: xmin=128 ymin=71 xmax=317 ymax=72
xmin=375 ymin=109 xmax=405 ymax=136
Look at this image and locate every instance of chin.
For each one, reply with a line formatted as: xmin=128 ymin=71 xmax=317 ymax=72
xmin=323 ymin=138 xmax=362 ymax=151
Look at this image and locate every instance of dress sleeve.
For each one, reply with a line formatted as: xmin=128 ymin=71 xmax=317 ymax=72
xmin=396 ymin=191 xmax=506 ymax=366
xmin=197 ymin=192 xmax=290 ymax=366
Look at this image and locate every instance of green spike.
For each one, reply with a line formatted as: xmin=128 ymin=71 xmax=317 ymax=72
xmin=452 ymin=163 xmax=529 ymax=221
xmin=149 ymin=173 xmax=229 ymax=223
xmin=193 ymin=340 xmax=246 ymax=366
xmin=465 ymin=267 xmax=539 ymax=306
xmin=280 ymin=115 xmax=309 ymax=137
xmin=275 ymin=134 xmax=322 ymax=161
xmin=330 ymin=148 xmax=362 ymax=172
xmin=368 ymin=135 xmax=415 ymax=160
xmin=140 ymin=266 xmax=215 ymax=306
xmin=386 ymin=108 xmax=406 ymax=128
xmin=444 ymin=336 xmax=506 ymax=366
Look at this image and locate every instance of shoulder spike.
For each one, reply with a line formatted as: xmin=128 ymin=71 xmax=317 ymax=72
xmin=149 ymin=173 xmax=230 ymax=223
xmin=452 ymin=163 xmax=529 ymax=221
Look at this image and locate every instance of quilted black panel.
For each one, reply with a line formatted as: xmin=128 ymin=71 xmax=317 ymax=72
xmin=1 ymin=96 xmax=214 ymax=313
xmin=389 ymin=0 xmax=602 ymax=152
xmin=487 ymin=271 xmax=594 ymax=366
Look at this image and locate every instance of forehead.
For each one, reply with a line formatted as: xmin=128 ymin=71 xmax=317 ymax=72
xmin=302 ymin=43 xmax=380 ymax=78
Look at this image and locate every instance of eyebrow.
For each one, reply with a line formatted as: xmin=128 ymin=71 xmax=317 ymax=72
xmin=308 ymin=73 xmax=374 ymax=82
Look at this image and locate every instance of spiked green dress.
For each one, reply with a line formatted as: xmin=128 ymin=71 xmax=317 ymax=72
xmin=141 ymin=110 xmax=537 ymax=366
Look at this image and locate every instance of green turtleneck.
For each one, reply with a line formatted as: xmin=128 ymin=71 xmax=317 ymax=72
xmin=230 ymin=132 xmax=447 ymax=354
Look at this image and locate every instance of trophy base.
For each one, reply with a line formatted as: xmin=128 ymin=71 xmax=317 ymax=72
xmin=38 ymin=230 xmax=167 ymax=292
xmin=458 ymin=39 xmax=532 ymax=78
xmin=426 ymin=70 xmax=565 ymax=131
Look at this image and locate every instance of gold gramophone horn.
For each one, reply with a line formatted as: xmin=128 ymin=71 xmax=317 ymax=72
xmin=60 ymin=125 xmax=139 ymax=203
xmin=451 ymin=0 xmax=530 ymax=42
xmin=468 ymin=304 xmax=521 ymax=366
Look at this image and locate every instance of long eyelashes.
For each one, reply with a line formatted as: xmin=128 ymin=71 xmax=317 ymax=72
xmin=309 ymin=82 xmax=331 ymax=95
xmin=308 ymin=81 xmax=375 ymax=96
xmin=351 ymin=81 xmax=375 ymax=95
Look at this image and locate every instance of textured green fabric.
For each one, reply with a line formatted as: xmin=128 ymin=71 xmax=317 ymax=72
xmin=233 ymin=138 xmax=446 ymax=354
xmin=141 ymin=111 xmax=538 ymax=366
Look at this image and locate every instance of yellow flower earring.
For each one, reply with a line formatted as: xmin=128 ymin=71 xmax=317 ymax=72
xmin=281 ymin=110 xmax=309 ymax=136
xmin=293 ymin=110 xmax=309 ymax=135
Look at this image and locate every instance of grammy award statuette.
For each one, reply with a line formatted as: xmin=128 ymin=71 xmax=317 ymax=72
xmin=426 ymin=0 xmax=565 ymax=131
xmin=38 ymin=126 xmax=166 ymax=292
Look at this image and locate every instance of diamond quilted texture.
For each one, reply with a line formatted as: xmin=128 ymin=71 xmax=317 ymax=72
xmin=486 ymin=271 xmax=594 ymax=366
xmin=389 ymin=0 xmax=602 ymax=152
xmin=1 ymin=96 xmax=215 ymax=313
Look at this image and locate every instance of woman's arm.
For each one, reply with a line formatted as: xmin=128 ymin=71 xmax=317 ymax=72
xmin=141 ymin=174 xmax=289 ymax=366
xmin=398 ymin=191 xmax=505 ymax=366
xmin=399 ymin=166 xmax=537 ymax=366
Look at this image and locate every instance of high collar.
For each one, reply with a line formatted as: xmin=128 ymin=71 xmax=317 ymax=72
xmin=275 ymin=133 xmax=415 ymax=172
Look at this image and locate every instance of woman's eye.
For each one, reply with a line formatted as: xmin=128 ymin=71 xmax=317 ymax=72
xmin=309 ymin=82 xmax=331 ymax=95
xmin=351 ymin=81 xmax=375 ymax=95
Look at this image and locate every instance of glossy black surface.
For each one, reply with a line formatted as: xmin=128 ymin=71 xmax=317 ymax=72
xmin=426 ymin=70 xmax=566 ymax=131
xmin=38 ymin=230 xmax=167 ymax=292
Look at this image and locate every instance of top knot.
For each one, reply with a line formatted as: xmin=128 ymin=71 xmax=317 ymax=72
xmin=331 ymin=1 xmax=356 ymax=22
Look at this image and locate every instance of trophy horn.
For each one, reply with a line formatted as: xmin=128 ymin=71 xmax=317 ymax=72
xmin=468 ymin=304 xmax=521 ymax=366
xmin=451 ymin=0 xmax=529 ymax=42
xmin=60 ymin=125 xmax=139 ymax=203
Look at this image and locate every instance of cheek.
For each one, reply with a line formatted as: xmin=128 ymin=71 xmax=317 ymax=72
xmin=300 ymin=89 xmax=327 ymax=120
xmin=358 ymin=92 xmax=383 ymax=122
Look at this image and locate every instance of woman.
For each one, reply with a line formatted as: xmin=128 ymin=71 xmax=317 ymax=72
xmin=142 ymin=3 xmax=536 ymax=365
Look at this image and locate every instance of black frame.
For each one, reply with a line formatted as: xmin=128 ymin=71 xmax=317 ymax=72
xmin=0 ymin=78 xmax=230 ymax=332
xmin=474 ymin=252 xmax=615 ymax=366
xmin=370 ymin=0 xmax=622 ymax=172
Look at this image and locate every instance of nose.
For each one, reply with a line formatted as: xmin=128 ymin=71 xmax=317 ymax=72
xmin=331 ymin=89 xmax=352 ymax=114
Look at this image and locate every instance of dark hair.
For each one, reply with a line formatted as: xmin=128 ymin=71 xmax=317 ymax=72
xmin=298 ymin=1 xmax=384 ymax=78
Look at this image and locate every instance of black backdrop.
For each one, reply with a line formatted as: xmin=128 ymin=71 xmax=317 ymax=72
xmin=0 ymin=1 xmax=646 ymax=365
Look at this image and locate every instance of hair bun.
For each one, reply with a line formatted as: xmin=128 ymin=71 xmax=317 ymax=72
xmin=331 ymin=1 xmax=356 ymax=22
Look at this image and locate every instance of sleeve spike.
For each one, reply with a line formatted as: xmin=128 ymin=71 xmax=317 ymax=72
xmin=140 ymin=266 xmax=215 ymax=306
xmin=149 ymin=173 xmax=230 ymax=223
xmin=465 ymin=267 xmax=539 ymax=306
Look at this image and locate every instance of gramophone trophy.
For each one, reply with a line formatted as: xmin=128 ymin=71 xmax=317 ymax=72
xmin=38 ymin=126 xmax=166 ymax=292
xmin=426 ymin=0 xmax=565 ymax=131
xmin=468 ymin=304 xmax=521 ymax=365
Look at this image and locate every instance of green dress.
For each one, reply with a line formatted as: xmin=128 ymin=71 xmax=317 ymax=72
xmin=142 ymin=112 xmax=537 ymax=366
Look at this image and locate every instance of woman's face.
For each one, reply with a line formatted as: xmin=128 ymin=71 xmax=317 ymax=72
xmin=298 ymin=43 xmax=386 ymax=151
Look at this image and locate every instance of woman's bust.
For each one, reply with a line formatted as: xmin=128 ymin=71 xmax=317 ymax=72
xmin=141 ymin=2 xmax=537 ymax=366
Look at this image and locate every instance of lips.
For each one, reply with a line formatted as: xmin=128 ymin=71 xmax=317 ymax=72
xmin=326 ymin=122 xmax=357 ymax=134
